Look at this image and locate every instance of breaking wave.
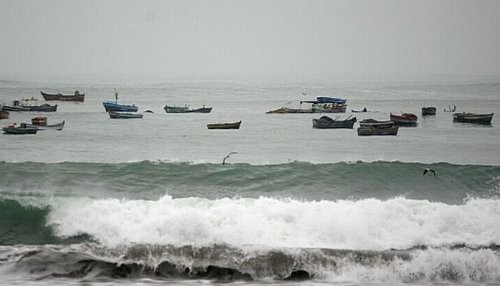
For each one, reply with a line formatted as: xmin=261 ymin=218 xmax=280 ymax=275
xmin=1 ymin=244 xmax=499 ymax=283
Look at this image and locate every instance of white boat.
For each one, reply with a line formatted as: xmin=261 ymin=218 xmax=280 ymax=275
xmin=25 ymin=121 xmax=65 ymax=131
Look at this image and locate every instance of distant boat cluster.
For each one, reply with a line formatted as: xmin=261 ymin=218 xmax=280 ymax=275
xmin=0 ymin=91 xmax=494 ymax=135
xmin=266 ymin=96 xmax=493 ymax=136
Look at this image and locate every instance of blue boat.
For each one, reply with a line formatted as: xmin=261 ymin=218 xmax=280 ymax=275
xmin=102 ymin=89 xmax=138 ymax=112
xmin=103 ymin=101 xmax=138 ymax=112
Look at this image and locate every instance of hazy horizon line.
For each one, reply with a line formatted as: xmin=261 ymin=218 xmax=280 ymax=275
xmin=1 ymin=72 xmax=500 ymax=86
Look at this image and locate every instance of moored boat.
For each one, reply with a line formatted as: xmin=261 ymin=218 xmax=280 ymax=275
xmin=25 ymin=121 xmax=65 ymax=131
xmin=357 ymin=125 xmax=399 ymax=136
xmin=453 ymin=112 xmax=493 ymax=124
xmin=312 ymin=116 xmax=357 ymax=129
xmin=2 ymin=99 xmax=57 ymax=112
xmin=164 ymin=105 xmax=212 ymax=113
xmin=2 ymin=123 xmax=38 ymax=134
xmin=109 ymin=111 xmax=143 ymax=119
xmin=103 ymin=101 xmax=138 ymax=112
xmin=301 ymin=97 xmax=347 ymax=113
xmin=25 ymin=116 xmax=64 ymax=130
xmin=207 ymin=121 xmax=241 ymax=129
xmin=267 ymin=97 xmax=347 ymax=114
xmin=357 ymin=119 xmax=398 ymax=136
xmin=103 ymin=89 xmax=138 ymax=112
xmin=390 ymin=113 xmax=418 ymax=126
xmin=422 ymin=106 xmax=436 ymax=116
xmin=40 ymin=90 xmax=85 ymax=102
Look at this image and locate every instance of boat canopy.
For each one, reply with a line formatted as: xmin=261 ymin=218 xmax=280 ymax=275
xmin=317 ymin=97 xmax=346 ymax=104
xmin=301 ymin=97 xmax=346 ymax=104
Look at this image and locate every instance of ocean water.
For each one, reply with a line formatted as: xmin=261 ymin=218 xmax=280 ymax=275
xmin=0 ymin=79 xmax=500 ymax=285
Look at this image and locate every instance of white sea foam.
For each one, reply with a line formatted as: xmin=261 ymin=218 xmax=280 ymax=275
xmin=47 ymin=196 xmax=500 ymax=249
xmin=325 ymin=248 xmax=500 ymax=283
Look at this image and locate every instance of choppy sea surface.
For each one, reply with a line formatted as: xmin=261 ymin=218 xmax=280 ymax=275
xmin=1 ymin=79 xmax=500 ymax=285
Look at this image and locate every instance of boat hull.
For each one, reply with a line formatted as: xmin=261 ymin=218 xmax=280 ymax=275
xmin=390 ymin=113 xmax=418 ymax=126
xmin=25 ymin=121 xmax=65 ymax=131
xmin=103 ymin=101 xmax=138 ymax=112
xmin=109 ymin=112 xmax=143 ymax=119
xmin=207 ymin=121 xmax=241 ymax=129
xmin=453 ymin=113 xmax=493 ymax=124
xmin=422 ymin=107 xmax=436 ymax=116
xmin=164 ymin=106 xmax=212 ymax=113
xmin=2 ymin=127 xmax=38 ymax=134
xmin=357 ymin=126 xmax=399 ymax=136
xmin=2 ymin=104 xmax=57 ymax=112
xmin=312 ymin=116 xmax=356 ymax=129
xmin=40 ymin=91 xmax=85 ymax=102
xmin=359 ymin=119 xmax=394 ymax=129
xmin=266 ymin=107 xmax=346 ymax=114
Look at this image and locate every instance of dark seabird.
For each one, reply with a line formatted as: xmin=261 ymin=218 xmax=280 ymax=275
xmin=222 ymin=152 xmax=238 ymax=165
xmin=423 ymin=168 xmax=436 ymax=176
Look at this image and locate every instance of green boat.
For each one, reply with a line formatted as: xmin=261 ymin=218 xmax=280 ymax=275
xmin=3 ymin=124 xmax=38 ymax=134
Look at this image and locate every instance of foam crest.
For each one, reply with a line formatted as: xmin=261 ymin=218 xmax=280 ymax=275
xmin=327 ymin=248 xmax=500 ymax=283
xmin=47 ymin=196 xmax=500 ymax=249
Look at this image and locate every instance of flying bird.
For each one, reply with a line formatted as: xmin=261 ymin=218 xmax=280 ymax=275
xmin=222 ymin=152 xmax=238 ymax=165
xmin=423 ymin=168 xmax=436 ymax=176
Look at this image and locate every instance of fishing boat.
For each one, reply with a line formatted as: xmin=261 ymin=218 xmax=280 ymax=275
xmin=2 ymin=123 xmax=38 ymax=134
xmin=103 ymin=101 xmax=138 ymax=112
xmin=25 ymin=121 xmax=65 ymax=131
xmin=24 ymin=116 xmax=65 ymax=130
xmin=390 ymin=113 xmax=418 ymax=126
xmin=301 ymin=97 xmax=347 ymax=113
xmin=267 ymin=97 xmax=347 ymax=114
xmin=453 ymin=112 xmax=493 ymax=124
xmin=2 ymin=98 xmax=57 ymax=112
xmin=40 ymin=90 xmax=85 ymax=102
xmin=422 ymin=106 xmax=437 ymax=116
xmin=109 ymin=111 xmax=143 ymax=119
xmin=102 ymin=89 xmax=138 ymax=112
xmin=207 ymin=121 xmax=241 ymax=129
xmin=357 ymin=119 xmax=398 ymax=136
xmin=357 ymin=125 xmax=399 ymax=136
xmin=164 ymin=105 xmax=212 ymax=113
xmin=357 ymin=119 xmax=399 ymax=136
xmin=312 ymin=116 xmax=357 ymax=129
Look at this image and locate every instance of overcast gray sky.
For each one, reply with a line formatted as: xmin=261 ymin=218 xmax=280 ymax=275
xmin=0 ymin=0 xmax=499 ymax=81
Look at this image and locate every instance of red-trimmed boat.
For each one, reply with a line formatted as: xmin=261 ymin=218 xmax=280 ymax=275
xmin=40 ymin=90 xmax=85 ymax=102
xmin=390 ymin=113 xmax=418 ymax=126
